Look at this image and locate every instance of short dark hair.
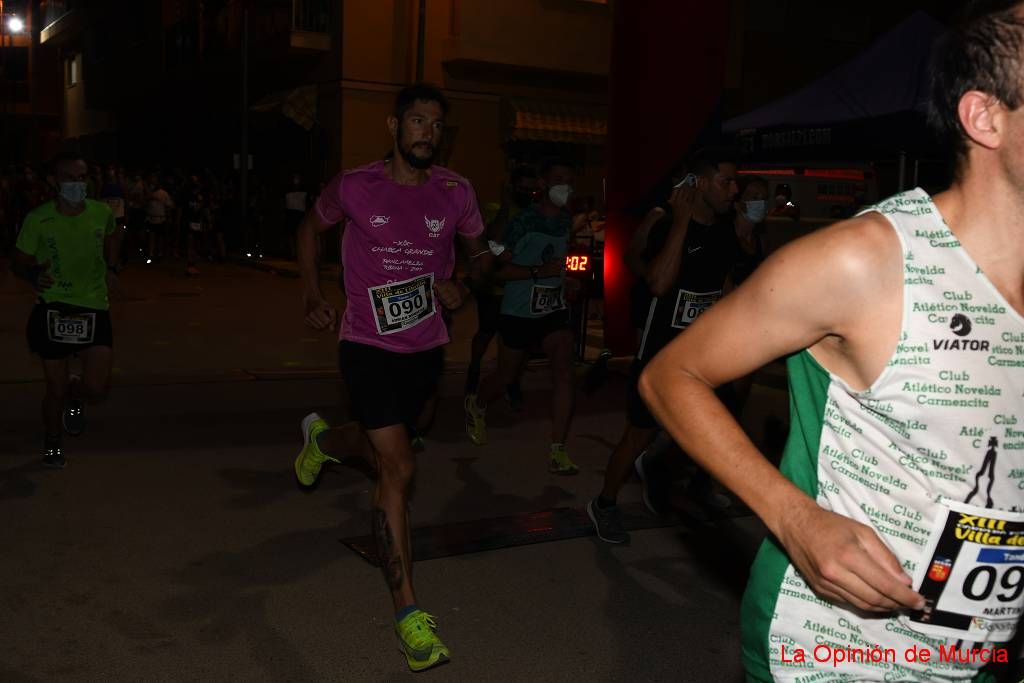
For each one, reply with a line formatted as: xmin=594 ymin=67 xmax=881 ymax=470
xmin=686 ymin=147 xmax=738 ymax=179
xmin=394 ymin=83 xmax=449 ymax=121
xmin=539 ymin=157 xmax=573 ymax=178
xmin=927 ymin=1 xmax=1024 ymax=173
xmin=50 ymin=149 xmax=85 ymax=173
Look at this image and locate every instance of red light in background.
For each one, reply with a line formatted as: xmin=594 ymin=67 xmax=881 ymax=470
xmin=738 ymin=169 xmax=796 ymax=176
xmin=804 ymin=169 xmax=865 ymax=181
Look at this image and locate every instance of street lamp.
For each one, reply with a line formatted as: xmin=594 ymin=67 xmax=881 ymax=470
xmin=0 ymin=11 xmax=22 ymax=165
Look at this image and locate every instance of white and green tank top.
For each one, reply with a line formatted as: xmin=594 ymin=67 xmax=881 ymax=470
xmin=743 ymin=189 xmax=1024 ymax=682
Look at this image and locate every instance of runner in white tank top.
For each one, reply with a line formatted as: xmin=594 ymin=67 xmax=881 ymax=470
xmin=639 ymin=4 xmax=1024 ymax=681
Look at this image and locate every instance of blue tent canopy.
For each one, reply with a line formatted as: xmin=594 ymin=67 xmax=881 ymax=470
xmin=724 ymin=11 xmax=945 ymax=158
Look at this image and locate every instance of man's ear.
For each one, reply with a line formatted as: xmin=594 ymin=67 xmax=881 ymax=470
xmin=958 ymin=90 xmax=1003 ymax=152
xmin=386 ymin=115 xmax=398 ymax=140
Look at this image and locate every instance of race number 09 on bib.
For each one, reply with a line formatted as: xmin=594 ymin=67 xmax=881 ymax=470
xmin=368 ymin=273 xmax=436 ymax=336
xmin=906 ymin=500 xmax=1024 ymax=642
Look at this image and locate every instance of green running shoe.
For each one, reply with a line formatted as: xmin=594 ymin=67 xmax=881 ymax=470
xmin=548 ymin=444 xmax=579 ymax=475
xmin=463 ymin=395 xmax=487 ymax=446
xmin=294 ymin=412 xmax=339 ymax=486
xmin=395 ymin=609 xmax=450 ymax=672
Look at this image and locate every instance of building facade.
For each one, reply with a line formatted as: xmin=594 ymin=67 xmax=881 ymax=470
xmin=35 ymin=0 xmax=611 ymax=209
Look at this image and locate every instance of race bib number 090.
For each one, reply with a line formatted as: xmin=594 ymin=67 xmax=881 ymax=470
xmin=905 ymin=499 xmax=1024 ymax=642
xmin=671 ymin=289 xmax=721 ymax=329
xmin=368 ymin=273 xmax=435 ymax=336
xmin=46 ymin=310 xmax=96 ymax=344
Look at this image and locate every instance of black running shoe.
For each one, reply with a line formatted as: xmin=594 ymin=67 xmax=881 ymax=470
xmin=587 ymin=498 xmax=630 ymax=544
xmin=42 ymin=444 xmax=66 ymax=469
xmin=63 ymin=398 xmax=86 ymax=436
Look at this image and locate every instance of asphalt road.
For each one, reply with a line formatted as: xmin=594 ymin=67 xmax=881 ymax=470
xmin=2 ymin=375 xmax=766 ymax=681
xmin=1 ymin=259 xmax=786 ymax=681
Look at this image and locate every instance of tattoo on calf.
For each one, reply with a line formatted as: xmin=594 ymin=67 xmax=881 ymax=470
xmin=372 ymin=508 xmax=404 ymax=590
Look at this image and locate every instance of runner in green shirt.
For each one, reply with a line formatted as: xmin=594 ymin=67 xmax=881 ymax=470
xmin=12 ymin=151 xmax=120 ymax=469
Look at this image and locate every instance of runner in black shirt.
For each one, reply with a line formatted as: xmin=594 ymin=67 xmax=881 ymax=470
xmin=587 ymin=149 xmax=757 ymax=543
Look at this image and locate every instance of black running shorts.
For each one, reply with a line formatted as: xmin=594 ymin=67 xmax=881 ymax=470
xmin=27 ymin=302 xmax=113 ymax=361
xmin=337 ymin=340 xmax=444 ymax=431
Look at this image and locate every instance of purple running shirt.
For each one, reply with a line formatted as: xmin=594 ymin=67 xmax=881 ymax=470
xmin=315 ymin=160 xmax=484 ymax=352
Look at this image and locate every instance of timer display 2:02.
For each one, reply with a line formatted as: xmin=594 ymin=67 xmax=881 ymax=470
xmin=565 ymin=255 xmax=590 ymax=272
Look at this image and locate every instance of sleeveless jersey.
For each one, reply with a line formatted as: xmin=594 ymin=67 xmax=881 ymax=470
xmin=742 ymin=189 xmax=1024 ymax=682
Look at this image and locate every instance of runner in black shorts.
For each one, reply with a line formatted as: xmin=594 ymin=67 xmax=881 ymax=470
xmin=12 ymin=151 xmax=121 ymax=469
xmin=291 ymin=84 xmax=491 ymax=672
xmin=586 ymin=148 xmax=759 ymax=543
xmin=465 ymin=158 xmax=581 ymax=475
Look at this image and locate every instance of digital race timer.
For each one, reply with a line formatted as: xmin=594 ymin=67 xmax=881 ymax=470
xmin=565 ymin=254 xmax=590 ymax=272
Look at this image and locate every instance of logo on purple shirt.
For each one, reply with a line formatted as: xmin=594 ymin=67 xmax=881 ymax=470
xmin=424 ymin=216 xmax=446 ymax=238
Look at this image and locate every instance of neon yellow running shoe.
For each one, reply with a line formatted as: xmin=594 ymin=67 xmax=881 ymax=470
xmin=294 ymin=412 xmax=339 ymax=486
xmin=464 ymin=395 xmax=487 ymax=446
xmin=549 ymin=444 xmax=579 ymax=475
xmin=395 ymin=609 xmax=450 ymax=672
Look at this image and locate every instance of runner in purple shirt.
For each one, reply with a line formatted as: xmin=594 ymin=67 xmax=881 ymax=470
xmin=292 ymin=84 xmax=489 ymax=672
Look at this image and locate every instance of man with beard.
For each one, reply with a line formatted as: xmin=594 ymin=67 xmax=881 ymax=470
xmin=292 ymin=84 xmax=489 ymax=672
xmin=641 ymin=3 xmax=1024 ymax=680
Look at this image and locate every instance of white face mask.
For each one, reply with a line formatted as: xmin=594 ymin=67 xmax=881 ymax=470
xmin=548 ymin=184 xmax=573 ymax=208
xmin=59 ymin=181 xmax=88 ymax=206
xmin=744 ymin=199 xmax=767 ymax=223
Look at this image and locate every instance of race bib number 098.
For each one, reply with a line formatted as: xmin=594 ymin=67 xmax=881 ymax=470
xmin=46 ymin=310 xmax=96 ymax=344
xmin=368 ymin=273 xmax=435 ymax=336
xmin=671 ymin=289 xmax=721 ymax=329
xmin=905 ymin=499 xmax=1024 ymax=642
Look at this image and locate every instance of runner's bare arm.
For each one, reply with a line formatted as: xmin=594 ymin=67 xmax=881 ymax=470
xmin=460 ymin=233 xmax=493 ymax=283
xmin=645 ymin=186 xmax=695 ymax=296
xmin=11 ymin=249 xmax=54 ymax=293
xmin=433 ymin=234 xmax=492 ymax=310
xmin=298 ymin=208 xmax=339 ymax=331
xmin=639 ymin=213 xmax=925 ymax=613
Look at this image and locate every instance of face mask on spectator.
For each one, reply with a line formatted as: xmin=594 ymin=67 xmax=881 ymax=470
xmin=745 ymin=199 xmax=767 ymax=223
xmin=548 ymin=184 xmax=573 ymax=208
xmin=59 ymin=182 xmax=87 ymax=206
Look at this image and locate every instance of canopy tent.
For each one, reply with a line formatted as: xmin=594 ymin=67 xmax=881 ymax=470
xmin=723 ymin=11 xmax=946 ymax=162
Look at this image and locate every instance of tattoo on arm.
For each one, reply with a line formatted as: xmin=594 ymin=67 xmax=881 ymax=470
xmin=372 ymin=508 xmax=404 ymax=590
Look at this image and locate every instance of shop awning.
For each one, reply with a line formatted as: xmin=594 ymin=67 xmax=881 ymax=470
xmin=505 ymin=99 xmax=607 ymax=145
